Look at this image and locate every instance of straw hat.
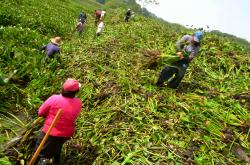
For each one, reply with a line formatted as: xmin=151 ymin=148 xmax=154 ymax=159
xmin=51 ymin=36 xmax=61 ymax=45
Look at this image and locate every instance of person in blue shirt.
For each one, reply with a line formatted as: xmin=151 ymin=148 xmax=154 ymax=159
xmin=79 ymin=11 xmax=87 ymax=23
xmin=41 ymin=37 xmax=61 ymax=58
xmin=156 ymin=31 xmax=203 ymax=88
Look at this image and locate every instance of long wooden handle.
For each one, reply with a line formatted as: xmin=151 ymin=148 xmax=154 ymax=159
xmin=28 ymin=109 xmax=63 ymax=165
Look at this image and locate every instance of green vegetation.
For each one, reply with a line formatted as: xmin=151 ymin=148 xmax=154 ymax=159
xmin=0 ymin=0 xmax=249 ymax=164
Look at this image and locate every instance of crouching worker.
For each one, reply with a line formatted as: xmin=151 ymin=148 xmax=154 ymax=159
xmin=40 ymin=37 xmax=61 ymax=58
xmin=156 ymin=31 xmax=203 ymax=88
xmin=34 ymin=78 xmax=82 ymax=164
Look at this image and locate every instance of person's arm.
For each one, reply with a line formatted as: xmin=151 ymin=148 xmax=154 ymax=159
xmin=57 ymin=47 xmax=61 ymax=55
xmin=54 ymin=45 xmax=61 ymax=55
xmin=176 ymin=35 xmax=189 ymax=52
xmin=38 ymin=96 xmax=55 ymax=117
xmin=40 ymin=44 xmax=47 ymax=51
xmin=188 ymin=46 xmax=199 ymax=61
xmin=176 ymin=52 xmax=184 ymax=59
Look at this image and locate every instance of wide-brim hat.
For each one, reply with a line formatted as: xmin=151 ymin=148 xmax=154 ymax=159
xmin=51 ymin=36 xmax=61 ymax=45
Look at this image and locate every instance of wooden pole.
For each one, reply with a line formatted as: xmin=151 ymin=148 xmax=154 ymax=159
xmin=28 ymin=109 xmax=63 ymax=165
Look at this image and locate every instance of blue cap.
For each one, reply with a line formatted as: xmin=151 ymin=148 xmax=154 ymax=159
xmin=194 ymin=31 xmax=203 ymax=42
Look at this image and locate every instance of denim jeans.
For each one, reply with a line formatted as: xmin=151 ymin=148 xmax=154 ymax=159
xmin=156 ymin=60 xmax=189 ymax=88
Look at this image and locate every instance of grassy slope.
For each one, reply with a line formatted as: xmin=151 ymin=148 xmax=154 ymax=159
xmin=0 ymin=0 xmax=249 ymax=164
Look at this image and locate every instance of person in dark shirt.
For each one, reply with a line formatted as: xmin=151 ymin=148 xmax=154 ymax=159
xmin=41 ymin=37 xmax=61 ymax=58
xmin=79 ymin=11 xmax=87 ymax=23
xmin=125 ymin=9 xmax=132 ymax=22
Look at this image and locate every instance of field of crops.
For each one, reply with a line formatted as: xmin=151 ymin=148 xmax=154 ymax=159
xmin=0 ymin=0 xmax=249 ymax=164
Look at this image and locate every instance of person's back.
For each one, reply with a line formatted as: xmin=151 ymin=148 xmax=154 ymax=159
xmin=126 ymin=10 xmax=132 ymax=17
xmin=79 ymin=12 xmax=87 ymax=23
xmin=43 ymin=43 xmax=60 ymax=57
xmin=41 ymin=37 xmax=61 ymax=58
xmin=39 ymin=94 xmax=81 ymax=137
xmin=95 ymin=10 xmax=102 ymax=25
xmin=35 ymin=78 xmax=82 ymax=164
xmin=125 ymin=9 xmax=132 ymax=22
xmin=95 ymin=10 xmax=102 ymax=17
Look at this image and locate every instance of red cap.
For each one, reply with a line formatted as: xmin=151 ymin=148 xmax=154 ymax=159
xmin=63 ymin=78 xmax=81 ymax=92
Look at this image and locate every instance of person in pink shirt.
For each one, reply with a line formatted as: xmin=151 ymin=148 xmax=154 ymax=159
xmin=34 ymin=78 xmax=82 ymax=164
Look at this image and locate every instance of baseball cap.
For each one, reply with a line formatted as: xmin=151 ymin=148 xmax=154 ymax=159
xmin=63 ymin=78 xmax=81 ymax=92
xmin=194 ymin=31 xmax=203 ymax=42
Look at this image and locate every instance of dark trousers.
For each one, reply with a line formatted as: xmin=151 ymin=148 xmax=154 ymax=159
xmin=34 ymin=132 xmax=69 ymax=164
xmin=95 ymin=16 xmax=101 ymax=26
xmin=156 ymin=60 xmax=188 ymax=88
xmin=125 ymin=16 xmax=130 ymax=22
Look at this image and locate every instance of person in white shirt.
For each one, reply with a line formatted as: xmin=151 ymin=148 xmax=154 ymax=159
xmin=96 ymin=20 xmax=105 ymax=36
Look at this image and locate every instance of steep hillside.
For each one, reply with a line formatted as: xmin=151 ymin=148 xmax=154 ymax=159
xmin=0 ymin=0 xmax=249 ymax=164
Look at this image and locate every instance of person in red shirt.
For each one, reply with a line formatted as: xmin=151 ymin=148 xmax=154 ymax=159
xmin=94 ymin=10 xmax=102 ymax=26
xmin=34 ymin=78 xmax=82 ymax=164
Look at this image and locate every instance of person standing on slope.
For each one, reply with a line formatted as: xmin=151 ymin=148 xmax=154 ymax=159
xmin=34 ymin=78 xmax=82 ymax=164
xmin=124 ymin=9 xmax=132 ymax=22
xmin=156 ymin=31 xmax=203 ymax=88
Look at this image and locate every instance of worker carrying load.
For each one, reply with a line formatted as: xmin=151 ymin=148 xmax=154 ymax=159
xmin=156 ymin=31 xmax=204 ymax=88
